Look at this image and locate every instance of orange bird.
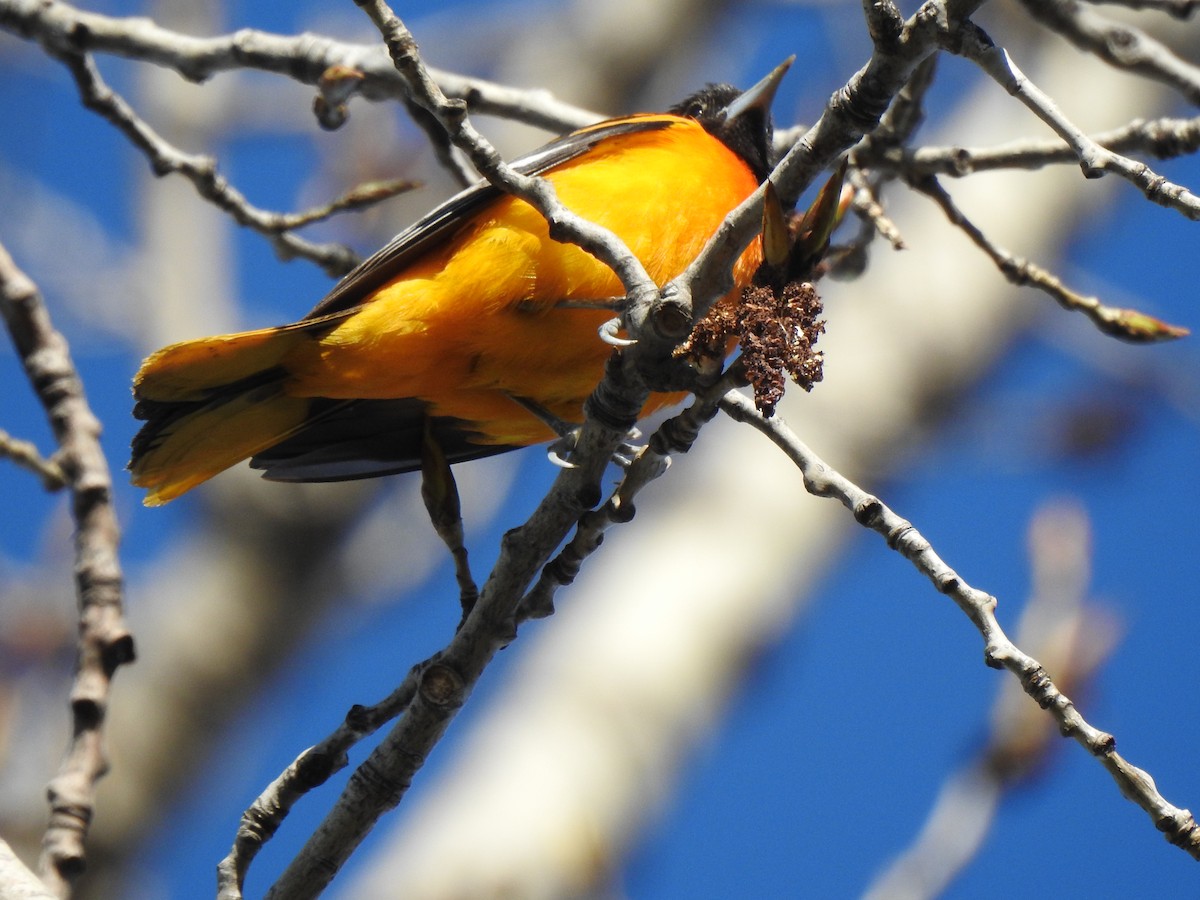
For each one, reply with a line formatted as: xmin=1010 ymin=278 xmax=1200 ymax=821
xmin=130 ymin=62 xmax=789 ymax=505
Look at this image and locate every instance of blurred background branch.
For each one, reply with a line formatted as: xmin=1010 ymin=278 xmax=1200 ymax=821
xmin=865 ymin=500 xmax=1120 ymax=899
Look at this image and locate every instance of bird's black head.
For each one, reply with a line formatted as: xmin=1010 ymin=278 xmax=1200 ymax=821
xmin=669 ymin=59 xmax=792 ymax=182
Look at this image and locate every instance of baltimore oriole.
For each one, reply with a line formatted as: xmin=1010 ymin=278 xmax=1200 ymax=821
xmin=130 ymin=62 xmax=790 ymax=505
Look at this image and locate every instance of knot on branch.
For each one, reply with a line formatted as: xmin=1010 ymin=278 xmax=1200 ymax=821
xmin=314 ymin=65 xmax=364 ymax=130
xmin=418 ymin=663 xmax=466 ymax=710
xmin=91 ymin=629 xmax=135 ymax=675
xmin=865 ymin=0 xmax=905 ymax=52
xmin=294 ymin=744 xmax=344 ymax=790
xmin=67 ymin=693 xmax=104 ymax=731
xmin=1091 ymin=730 xmax=1117 ymax=757
xmin=64 ymin=20 xmax=93 ymax=54
xmin=1104 ymin=27 xmax=1140 ymax=61
xmin=41 ymin=808 xmax=89 ymax=878
xmin=545 ymin=213 xmax=576 ymax=245
xmin=435 ymin=96 xmax=469 ymax=127
xmin=1144 ymin=118 xmax=1198 ymax=159
xmin=934 ymin=572 xmax=961 ymax=595
xmin=983 ymin=642 xmax=1008 ymax=670
xmin=853 ymin=496 xmax=884 ymax=527
xmin=651 ymin=296 xmax=693 ymax=342
xmin=1018 ymin=663 xmax=1058 ymax=710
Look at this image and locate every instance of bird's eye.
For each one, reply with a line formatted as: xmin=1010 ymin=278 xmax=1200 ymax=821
xmin=686 ymin=100 xmax=705 ymax=119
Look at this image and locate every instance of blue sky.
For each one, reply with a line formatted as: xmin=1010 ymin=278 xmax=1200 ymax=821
xmin=2 ymin=2 xmax=1199 ymax=897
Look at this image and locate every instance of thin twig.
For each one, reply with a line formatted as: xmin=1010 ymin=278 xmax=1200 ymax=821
xmin=402 ymin=97 xmax=477 ymax=189
xmin=518 ymin=364 xmax=738 ymax=621
xmin=0 ymin=0 xmax=601 ymax=132
xmin=956 ymin=23 xmax=1200 ymax=219
xmin=912 ymin=174 xmax=1189 ymax=342
xmin=0 ymin=428 xmax=66 ymax=490
xmin=875 ymin=52 xmax=938 ymax=147
xmin=650 ymin=0 xmax=988 ymax=381
xmin=848 ymin=167 xmax=905 ymax=250
xmin=865 ymin=502 xmax=1119 ymax=899
xmin=872 ymin=114 xmax=1200 ymax=178
xmin=46 ymin=46 xmax=368 ymax=276
xmin=0 ymin=240 xmax=135 ymax=896
xmin=719 ymin=389 xmax=1200 ymax=861
xmin=1022 ymin=0 xmax=1200 ymax=103
xmin=837 ymin=55 xmax=940 ymax=263
xmin=216 ymin=670 xmax=422 ymax=900
xmin=267 ymin=177 xmax=422 ymax=231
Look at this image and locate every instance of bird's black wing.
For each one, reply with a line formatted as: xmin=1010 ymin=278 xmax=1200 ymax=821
xmin=249 ymin=398 xmax=506 ymax=482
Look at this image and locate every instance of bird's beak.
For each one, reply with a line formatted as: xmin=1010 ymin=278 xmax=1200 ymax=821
xmin=721 ymin=56 xmax=794 ymax=123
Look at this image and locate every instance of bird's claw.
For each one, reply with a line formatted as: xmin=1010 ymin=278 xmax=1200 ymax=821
xmin=547 ymin=425 xmax=644 ymax=470
xmin=547 ymin=431 xmax=580 ymax=468
xmin=509 ymin=392 xmax=643 ymax=470
xmin=599 ymin=317 xmax=636 ymax=347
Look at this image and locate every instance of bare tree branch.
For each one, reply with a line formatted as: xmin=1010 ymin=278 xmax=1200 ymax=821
xmin=517 ymin=361 xmax=740 ymax=621
xmin=4 ymin=0 xmax=1198 ymax=895
xmin=869 ymin=114 xmax=1200 ymax=177
xmin=912 ymin=173 xmax=1189 ymax=341
xmin=222 ymin=0 xmax=1200 ymax=892
xmin=216 ymin=671 xmax=421 ymax=900
xmin=0 ymin=242 xmax=135 ymax=896
xmin=1025 ymin=0 xmax=1200 ymax=102
xmin=719 ymin=389 xmax=1200 ymax=860
xmin=42 ymin=45 xmax=385 ymax=276
xmin=955 ymin=23 xmax=1200 ymax=219
xmin=866 ymin=502 xmax=1119 ymax=899
xmin=218 ymin=359 xmax=730 ymax=897
xmin=0 ymin=0 xmax=600 ymax=131
xmin=0 ymin=429 xmax=65 ymax=491
xmin=241 ymin=0 xmax=663 ymax=886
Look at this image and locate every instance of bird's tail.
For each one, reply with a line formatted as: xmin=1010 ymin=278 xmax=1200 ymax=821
xmin=130 ymin=323 xmax=323 ymax=506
